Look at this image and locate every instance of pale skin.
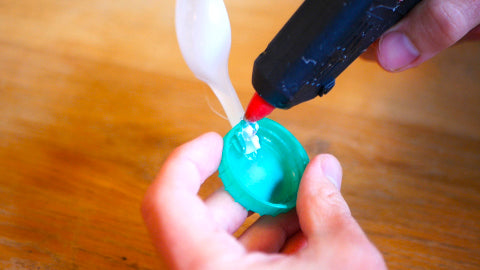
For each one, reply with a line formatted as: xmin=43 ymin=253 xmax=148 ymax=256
xmin=363 ymin=0 xmax=480 ymax=72
xmin=142 ymin=133 xmax=386 ymax=270
xmin=142 ymin=1 xmax=480 ymax=269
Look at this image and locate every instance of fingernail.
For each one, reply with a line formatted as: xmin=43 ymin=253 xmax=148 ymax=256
xmin=378 ymin=31 xmax=419 ymax=71
xmin=320 ymin=156 xmax=342 ymax=190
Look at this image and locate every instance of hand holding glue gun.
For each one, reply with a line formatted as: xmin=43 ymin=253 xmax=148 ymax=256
xmin=245 ymin=0 xmax=480 ymax=122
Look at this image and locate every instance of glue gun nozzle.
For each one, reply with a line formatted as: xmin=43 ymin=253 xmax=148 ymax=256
xmin=244 ymin=93 xmax=275 ymax=122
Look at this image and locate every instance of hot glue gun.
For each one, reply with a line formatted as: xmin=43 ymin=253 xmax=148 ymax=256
xmin=244 ymin=0 xmax=422 ymax=122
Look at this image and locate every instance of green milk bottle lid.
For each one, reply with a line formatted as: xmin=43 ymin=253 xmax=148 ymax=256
xmin=219 ymin=118 xmax=309 ymax=216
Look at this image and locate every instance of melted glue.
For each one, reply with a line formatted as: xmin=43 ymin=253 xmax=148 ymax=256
xmin=239 ymin=120 xmax=260 ymax=157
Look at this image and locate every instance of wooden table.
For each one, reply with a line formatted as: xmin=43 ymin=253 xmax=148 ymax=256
xmin=1 ymin=1 xmax=479 ymax=269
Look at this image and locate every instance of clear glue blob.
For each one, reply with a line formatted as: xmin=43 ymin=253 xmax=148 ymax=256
xmin=219 ymin=119 xmax=309 ymax=216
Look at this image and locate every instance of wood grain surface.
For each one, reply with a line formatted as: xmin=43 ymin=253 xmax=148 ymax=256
xmin=1 ymin=1 xmax=479 ymax=269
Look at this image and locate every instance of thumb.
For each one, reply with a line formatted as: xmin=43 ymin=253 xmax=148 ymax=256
xmin=377 ymin=0 xmax=480 ymax=72
xmin=296 ymin=154 xmax=354 ymax=242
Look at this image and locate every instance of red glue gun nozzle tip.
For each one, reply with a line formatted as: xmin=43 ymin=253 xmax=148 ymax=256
xmin=244 ymin=93 xmax=275 ymax=122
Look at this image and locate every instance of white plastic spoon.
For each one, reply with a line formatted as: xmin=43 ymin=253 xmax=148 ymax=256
xmin=175 ymin=0 xmax=244 ymax=127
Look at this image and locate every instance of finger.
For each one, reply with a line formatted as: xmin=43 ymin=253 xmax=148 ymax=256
xmin=296 ymin=154 xmax=355 ymax=243
xmin=205 ymin=188 xmax=249 ymax=234
xmin=141 ymin=132 xmax=245 ymax=269
xmin=377 ymin=0 xmax=480 ymax=71
xmin=296 ymin=155 xmax=387 ymax=268
xmin=238 ymin=210 xmax=300 ymax=253
xmin=462 ymin=24 xmax=480 ymax=41
xmin=280 ymin=231 xmax=307 ymax=254
xmin=360 ymin=40 xmax=379 ymax=62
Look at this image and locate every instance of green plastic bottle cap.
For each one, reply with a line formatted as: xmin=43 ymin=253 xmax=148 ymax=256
xmin=219 ymin=118 xmax=309 ymax=216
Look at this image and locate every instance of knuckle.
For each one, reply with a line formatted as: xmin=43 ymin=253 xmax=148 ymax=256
xmin=307 ymin=184 xmax=352 ymax=224
xmin=320 ymin=187 xmax=351 ymax=216
xmin=428 ymin=0 xmax=469 ymax=46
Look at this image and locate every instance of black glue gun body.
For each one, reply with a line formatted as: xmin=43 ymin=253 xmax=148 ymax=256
xmin=252 ymin=0 xmax=421 ymax=109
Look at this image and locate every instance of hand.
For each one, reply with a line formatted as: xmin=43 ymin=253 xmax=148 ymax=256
xmin=363 ymin=0 xmax=480 ymax=72
xmin=141 ymin=132 xmax=386 ymax=269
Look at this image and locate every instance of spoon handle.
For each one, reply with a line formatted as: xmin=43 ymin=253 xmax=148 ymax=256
xmin=208 ymin=75 xmax=244 ymax=127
